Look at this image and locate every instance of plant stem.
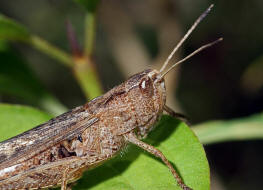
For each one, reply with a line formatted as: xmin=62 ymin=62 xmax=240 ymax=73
xmin=73 ymin=57 xmax=103 ymax=100
xmin=38 ymin=94 xmax=67 ymax=116
xmin=84 ymin=12 xmax=96 ymax=56
xmin=72 ymin=11 xmax=103 ymax=100
xmin=29 ymin=35 xmax=73 ymax=67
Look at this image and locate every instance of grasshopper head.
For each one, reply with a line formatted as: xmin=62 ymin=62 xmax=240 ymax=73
xmin=125 ymin=69 xmax=166 ymax=138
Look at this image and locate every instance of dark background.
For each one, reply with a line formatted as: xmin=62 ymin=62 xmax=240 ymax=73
xmin=0 ymin=0 xmax=263 ymax=189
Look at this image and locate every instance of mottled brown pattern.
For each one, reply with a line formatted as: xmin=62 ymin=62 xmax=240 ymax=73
xmin=0 ymin=69 xmax=190 ymax=190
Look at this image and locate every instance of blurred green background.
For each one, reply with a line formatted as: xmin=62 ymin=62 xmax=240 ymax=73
xmin=0 ymin=0 xmax=263 ymax=189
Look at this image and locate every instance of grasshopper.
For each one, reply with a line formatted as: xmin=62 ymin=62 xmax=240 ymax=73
xmin=0 ymin=4 xmax=221 ymax=190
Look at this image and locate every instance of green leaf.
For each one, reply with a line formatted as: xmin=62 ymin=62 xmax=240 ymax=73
xmin=0 ymin=104 xmax=51 ymax=141
xmin=0 ymin=44 xmax=67 ymax=115
xmin=74 ymin=0 xmax=100 ymax=12
xmin=193 ymin=112 xmax=263 ymax=145
xmin=75 ymin=115 xmax=210 ymax=190
xmin=0 ymin=14 xmax=30 ymax=42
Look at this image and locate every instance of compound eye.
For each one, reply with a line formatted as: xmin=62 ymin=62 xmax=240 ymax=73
xmin=139 ymin=78 xmax=153 ymax=97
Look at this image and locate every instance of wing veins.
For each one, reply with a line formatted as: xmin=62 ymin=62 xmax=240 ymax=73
xmin=0 ymin=112 xmax=98 ymax=169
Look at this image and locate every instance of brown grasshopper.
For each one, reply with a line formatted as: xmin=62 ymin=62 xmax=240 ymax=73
xmin=0 ymin=4 xmax=221 ymax=190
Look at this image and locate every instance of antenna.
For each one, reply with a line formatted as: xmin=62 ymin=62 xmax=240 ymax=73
xmin=159 ymin=4 xmax=214 ymax=73
xmin=160 ymin=38 xmax=223 ymax=79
